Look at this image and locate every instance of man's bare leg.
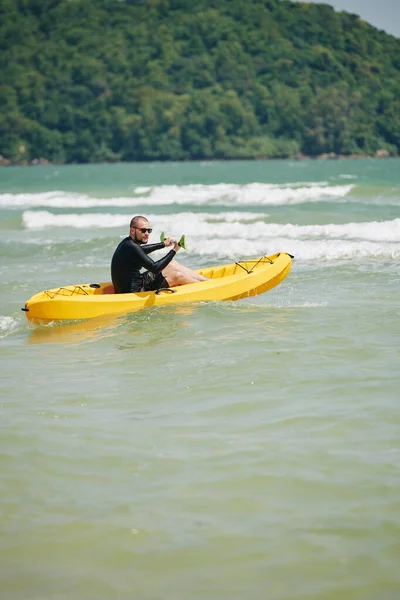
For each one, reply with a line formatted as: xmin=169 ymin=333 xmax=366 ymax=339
xmin=162 ymin=260 xmax=208 ymax=287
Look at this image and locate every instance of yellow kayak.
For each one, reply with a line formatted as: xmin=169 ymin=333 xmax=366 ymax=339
xmin=22 ymin=252 xmax=293 ymax=323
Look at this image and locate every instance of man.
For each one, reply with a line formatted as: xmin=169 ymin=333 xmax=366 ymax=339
xmin=111 ymin=215 xmax=207 ymax=294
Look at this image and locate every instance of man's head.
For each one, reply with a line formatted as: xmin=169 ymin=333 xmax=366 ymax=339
xmin=129 ymin=215 xmax=152 ymax=244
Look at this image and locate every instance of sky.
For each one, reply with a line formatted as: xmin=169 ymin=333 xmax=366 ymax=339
xmin=291 ymin=0 xmax=400 ymax=38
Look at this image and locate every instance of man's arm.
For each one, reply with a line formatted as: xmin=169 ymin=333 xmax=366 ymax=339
xmin=141 ymin=242 xmax=165 ymax=255
xmin=133 ymin=243 xmax=177 ymax=274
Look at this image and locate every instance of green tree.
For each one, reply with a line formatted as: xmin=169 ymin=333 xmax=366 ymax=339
xmin=0 ymin=0 xmax=399 ymax=163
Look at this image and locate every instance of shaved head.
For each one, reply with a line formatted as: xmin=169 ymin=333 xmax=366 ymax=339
xmin=130 ymin=215 xmax=148 ymax=229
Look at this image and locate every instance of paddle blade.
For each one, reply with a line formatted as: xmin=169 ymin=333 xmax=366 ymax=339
xmin=160 ymin=231 xmax=165 ymax=243
xmin=178 ymin=235 xmax=186 ymax=250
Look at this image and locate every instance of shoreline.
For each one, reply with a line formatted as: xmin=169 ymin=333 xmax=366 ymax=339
xmin=0 ymin=150 xmax=395 ymax=167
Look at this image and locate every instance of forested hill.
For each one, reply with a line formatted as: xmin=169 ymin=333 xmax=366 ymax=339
xmin=1 ymin=0 xmax=400 ymax=164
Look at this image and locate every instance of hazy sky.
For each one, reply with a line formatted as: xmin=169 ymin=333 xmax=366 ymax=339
xmin=291 ymin=0 xmax=400 ymax=38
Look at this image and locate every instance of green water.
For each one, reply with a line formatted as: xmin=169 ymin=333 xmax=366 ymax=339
xmin=1 ymin=159 xmax=399 ymax=599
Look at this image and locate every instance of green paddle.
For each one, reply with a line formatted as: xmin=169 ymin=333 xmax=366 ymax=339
xmin=160 ymin=232 xmax=186 ymax=250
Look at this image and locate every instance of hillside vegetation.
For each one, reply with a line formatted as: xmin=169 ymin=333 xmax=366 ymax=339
xmin=1 ymin=0 xmax=400 ymax=164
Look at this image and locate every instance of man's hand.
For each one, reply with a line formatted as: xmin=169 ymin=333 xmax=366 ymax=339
xmin=164 ymin=236 xmax=181 ymax=252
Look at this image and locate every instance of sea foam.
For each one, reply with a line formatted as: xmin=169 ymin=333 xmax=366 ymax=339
xmin=1 ymin=182 xmax=353 ymax=209
xmin=0 ymin=316 xmax=19 ymax=337
xmin=21 ymin=211 xmax=400 ymax=262
xmin=22 ymin=210 xmax=400 ymax=242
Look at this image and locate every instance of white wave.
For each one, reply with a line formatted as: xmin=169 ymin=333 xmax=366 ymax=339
xmin=0 ymin=316 xmax=19 ymax=337
xmin=193 ymin=238 xmax=400 ymax=262
xmin=133 ymin=186 xmax=152 ymax=194
xmin=22 ymin=210 xmax=267 ymax=230
xmin=273 ymin=239 xmax=400 ymax=262
xmin=258 ymin=219 xmax=400 ymax=243
xmin=156 ymin=215 xmax=400 ymax=244
xmin=21 ymin=210 xmax=400 ymax=263
xmin=1 ymin=182 xmax=353 ymax=209
xmin=135 ymin=182 xmax=351 ymax=206
xmin=22 ymin=211 xmax=400 ymax=244
xmin=23 ymin=211 xmax=129 ymax=229
xmin=0 ymin=191 xmax=137 ymax=209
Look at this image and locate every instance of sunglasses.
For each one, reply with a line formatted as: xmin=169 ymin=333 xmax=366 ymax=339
xmin=134 ymin=227 xmax=153 ymax=233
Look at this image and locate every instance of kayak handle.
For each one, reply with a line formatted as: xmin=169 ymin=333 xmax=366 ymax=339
xmin=155 ymin=288 xmax=177 ymax=295
xmin=21 ymin=307 xmax=29 ymax=312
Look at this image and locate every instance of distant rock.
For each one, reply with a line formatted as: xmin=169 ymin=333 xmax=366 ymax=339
xmin=291 ymin=153 xmax=310 ymax=160
xmin=374 ymin=149 xmax=390 ymax=158
xmin=31 ymin=158 xmax=52 ymax=165
xmin=317 ymin=152 xmax=337 ymax=160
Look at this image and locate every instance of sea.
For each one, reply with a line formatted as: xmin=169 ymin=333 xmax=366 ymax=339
xmin=0 ymin=158 xmax=399 ymax=600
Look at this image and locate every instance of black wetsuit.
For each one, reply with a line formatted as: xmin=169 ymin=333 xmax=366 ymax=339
xmin=111 ymin=237 xmax=176 ymax=294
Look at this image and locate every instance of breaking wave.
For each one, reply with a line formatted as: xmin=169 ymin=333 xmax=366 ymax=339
xmin=1 ymin=182 xmax=353 ymax=209
xmin=20 ymin=210 xmax=400 ymax=262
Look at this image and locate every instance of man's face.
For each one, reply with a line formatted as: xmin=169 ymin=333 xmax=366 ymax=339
xmin=130 ymin=219 xmax=152 ymax=244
